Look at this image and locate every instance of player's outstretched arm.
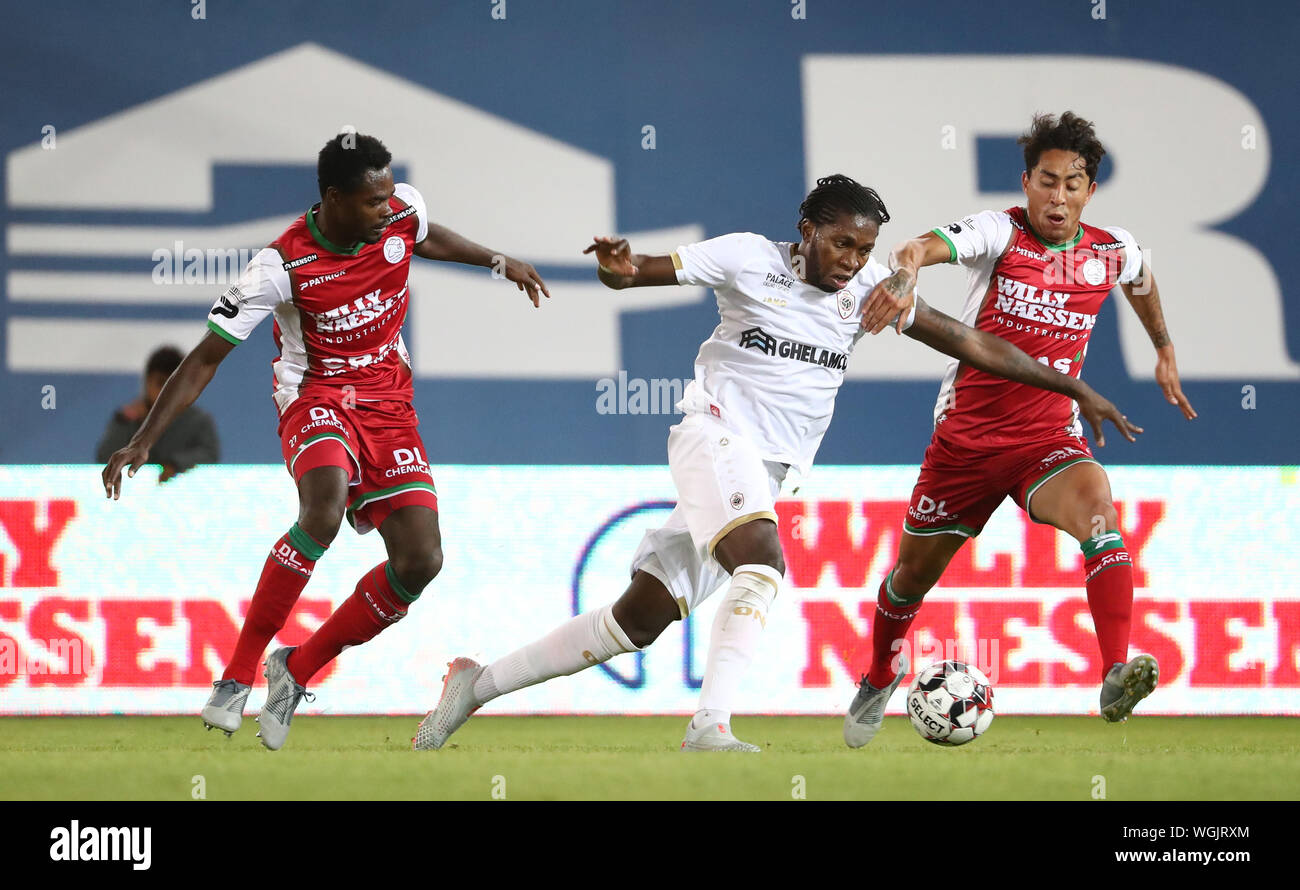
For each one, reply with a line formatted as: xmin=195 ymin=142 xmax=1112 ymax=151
xmin=1120 ymin=266 xmax=1197 ymax=419
xmin=860 ymin=231 xmax=954 ymax=334
xmin=905 ymin=298 xmax=1143 ymax=447
xmin=583 ymin=236 xmax=678 ymax=289
xmin=413 ymin=224 xmax=551 ymax=307
xmin=101 ymin=331 xmax=234 ymax=499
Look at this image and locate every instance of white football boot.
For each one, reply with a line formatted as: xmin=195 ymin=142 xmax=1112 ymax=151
xmin=843 ymin=653 xmax=909 ymax=748
xmin=680 ymin=718 xmax=761 ymax=753
xmin=201 ymin=678 xmax=251 ymax=736
xmin=413 ymin=657 xmax=484 ymax=751
xmin=255 ymin=647 xmax=314 ymax=751
xmin=1100 ymin=654 xmax=1159 ymax=723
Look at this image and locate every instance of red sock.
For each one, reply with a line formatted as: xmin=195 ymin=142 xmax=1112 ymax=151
xmin=286 ymin=562 xmax=412 ymax=684
xmin=223 ymin=524 xmax=327 ymax=685
xmin=867 ymin=572 xmax=924 ymax=689
xmin=1082 ymin=531 xmax=1134 ymax=679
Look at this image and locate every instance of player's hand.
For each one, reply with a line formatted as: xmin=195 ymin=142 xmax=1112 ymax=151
xmin=502 ymin=257 xmax=551 ymax=308
xmin=1155 ymin=348 xmax=1196 ymax=419
xmin=583 ymin=236 xmax=638 ymax=276
xmin=859 ymin=268 xmax=915 ymax=334
xmin=158 ymin=463 xmax=179 ymax=483
xmin=1076 ymin=389 xmax=1143 ymax=448
xmin=102 ymin=442 xmax=150 ymax=500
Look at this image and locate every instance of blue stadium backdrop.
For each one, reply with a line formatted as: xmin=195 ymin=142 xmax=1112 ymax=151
xmin=0 ymin=1 xmax=1296 ymax=716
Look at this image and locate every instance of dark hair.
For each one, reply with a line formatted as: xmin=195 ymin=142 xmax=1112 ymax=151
xmin=799 ymin=174 xmax=890 ymax=227
xmin=1018 ymin=112 xmax=1106 ymax=183
xmin=316 ymin=131 xmax=392 ymax=198
xmin=145 ymin=345 xmax=183 ymax=378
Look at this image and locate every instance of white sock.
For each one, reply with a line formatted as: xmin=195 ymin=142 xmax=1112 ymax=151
xmin=473 ymin=603 xmax=639 ymax=704
xmin=696 ymin=563 xmax=780 ymax=720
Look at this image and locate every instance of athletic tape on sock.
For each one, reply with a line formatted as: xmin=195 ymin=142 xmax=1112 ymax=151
xmin=595 ymin=603 xmax=640 ymax=654
xmin=727 ymin=564 xmax=781 ymax=626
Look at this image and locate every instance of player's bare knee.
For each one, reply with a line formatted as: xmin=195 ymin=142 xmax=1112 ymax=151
xmin=714 ymin=519 xmax=784 ymax=577
xmin=612 ymin=577 xmax=680 ymax=648
xmin=297 ymin=503 xmax=345 ymax=546
xmin=763 ymin=550 xmax=787 ymax=578
xmin=891 ymin=562 xmax=936 ymax=601
xmin=391 ymin=545 xmax=442 ymax=594
xmin=612 ymin=599 xmax=673 ymax=648
xmin=1064 ymin=501 xmax=1118 ymax=541
xmin=624 ymin=619 xmax=665 ymax=649
xmin=1089 ymin=503 xmax=1119 ymax=534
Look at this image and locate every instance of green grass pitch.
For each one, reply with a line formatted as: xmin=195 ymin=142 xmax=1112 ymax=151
xmin=2 ymin=715 xmax=1295 ymax=800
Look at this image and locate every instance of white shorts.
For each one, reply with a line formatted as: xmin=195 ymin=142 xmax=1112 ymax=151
xmin=631 ymin=413 xmax=786 ymax=617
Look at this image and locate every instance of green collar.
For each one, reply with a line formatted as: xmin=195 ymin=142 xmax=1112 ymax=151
xmin=1024 ymin=212 xmax=1083 ymax=252
xmin=307 ymin=205 xmax=363 ymax=256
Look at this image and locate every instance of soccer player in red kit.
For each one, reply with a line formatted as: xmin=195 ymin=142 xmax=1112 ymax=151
xmin=845 ymin=112 xmax=1197 ymax=746
xmin=102 ymin=132 xmax=550 ymax=750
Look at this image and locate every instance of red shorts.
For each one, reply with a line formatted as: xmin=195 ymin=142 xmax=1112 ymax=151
xmin=278 ymin=391 xmax=438 ymax=535
xmin=904 ymin=432 xmax=1096 ymax=538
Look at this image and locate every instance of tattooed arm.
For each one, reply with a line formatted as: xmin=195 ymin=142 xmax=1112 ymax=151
xmin=1120 ymin=264 xmax=1197 ymax=419
xmin=904 ymin=297 xmax=1143 ymax=446
xmin=860 ymin=231 xmax=954 ymax=333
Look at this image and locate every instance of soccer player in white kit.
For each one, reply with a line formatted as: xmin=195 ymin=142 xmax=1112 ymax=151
xmin=414 ymin=176 xmax=1139 ymax=751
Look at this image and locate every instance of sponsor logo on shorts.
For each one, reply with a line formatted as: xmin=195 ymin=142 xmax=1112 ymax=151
xmin=738 ymin=326 xmax=848 ymax=371
xmin=730 ymin=492 xmax=744 ymax=510
xmin=908 ymin=494 xmax=954 ymax=523
xmin=298 ymin=406 xmax=347 ymax=438
xmin=386 ymin=446 xmax=430 ymax=478
xmin=1040 ymin=446 xmax=1088 ymax=467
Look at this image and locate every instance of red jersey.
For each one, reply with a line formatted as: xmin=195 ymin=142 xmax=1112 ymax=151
xmin=927 ymin=206 xmax=1142 ymax=448
xmin=206 ymin=182 xmax=429 ymax=414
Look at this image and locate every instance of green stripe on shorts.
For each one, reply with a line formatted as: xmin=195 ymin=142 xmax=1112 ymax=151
xmin=903 ymin=521 xmax=976 ymax=537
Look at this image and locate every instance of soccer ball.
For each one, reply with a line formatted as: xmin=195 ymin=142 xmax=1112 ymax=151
xmin=906 ymin=660 xmax=995 ymax=746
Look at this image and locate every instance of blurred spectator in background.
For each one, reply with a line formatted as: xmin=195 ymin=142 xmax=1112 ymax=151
xmin=95 ymin=345 xmax=220 ymax=481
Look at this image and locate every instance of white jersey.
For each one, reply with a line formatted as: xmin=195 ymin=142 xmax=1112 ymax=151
xmin=671 ymin=232 xmax=913 ymax=475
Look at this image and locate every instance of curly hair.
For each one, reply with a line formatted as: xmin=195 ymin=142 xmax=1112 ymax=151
xmin=1018 ymin=112 xmax=1106 ymax=183
xmin=799 ymin=174 xmax=891 ymax=227
xmin=316 ymin=131 xmax=392 ymax=198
